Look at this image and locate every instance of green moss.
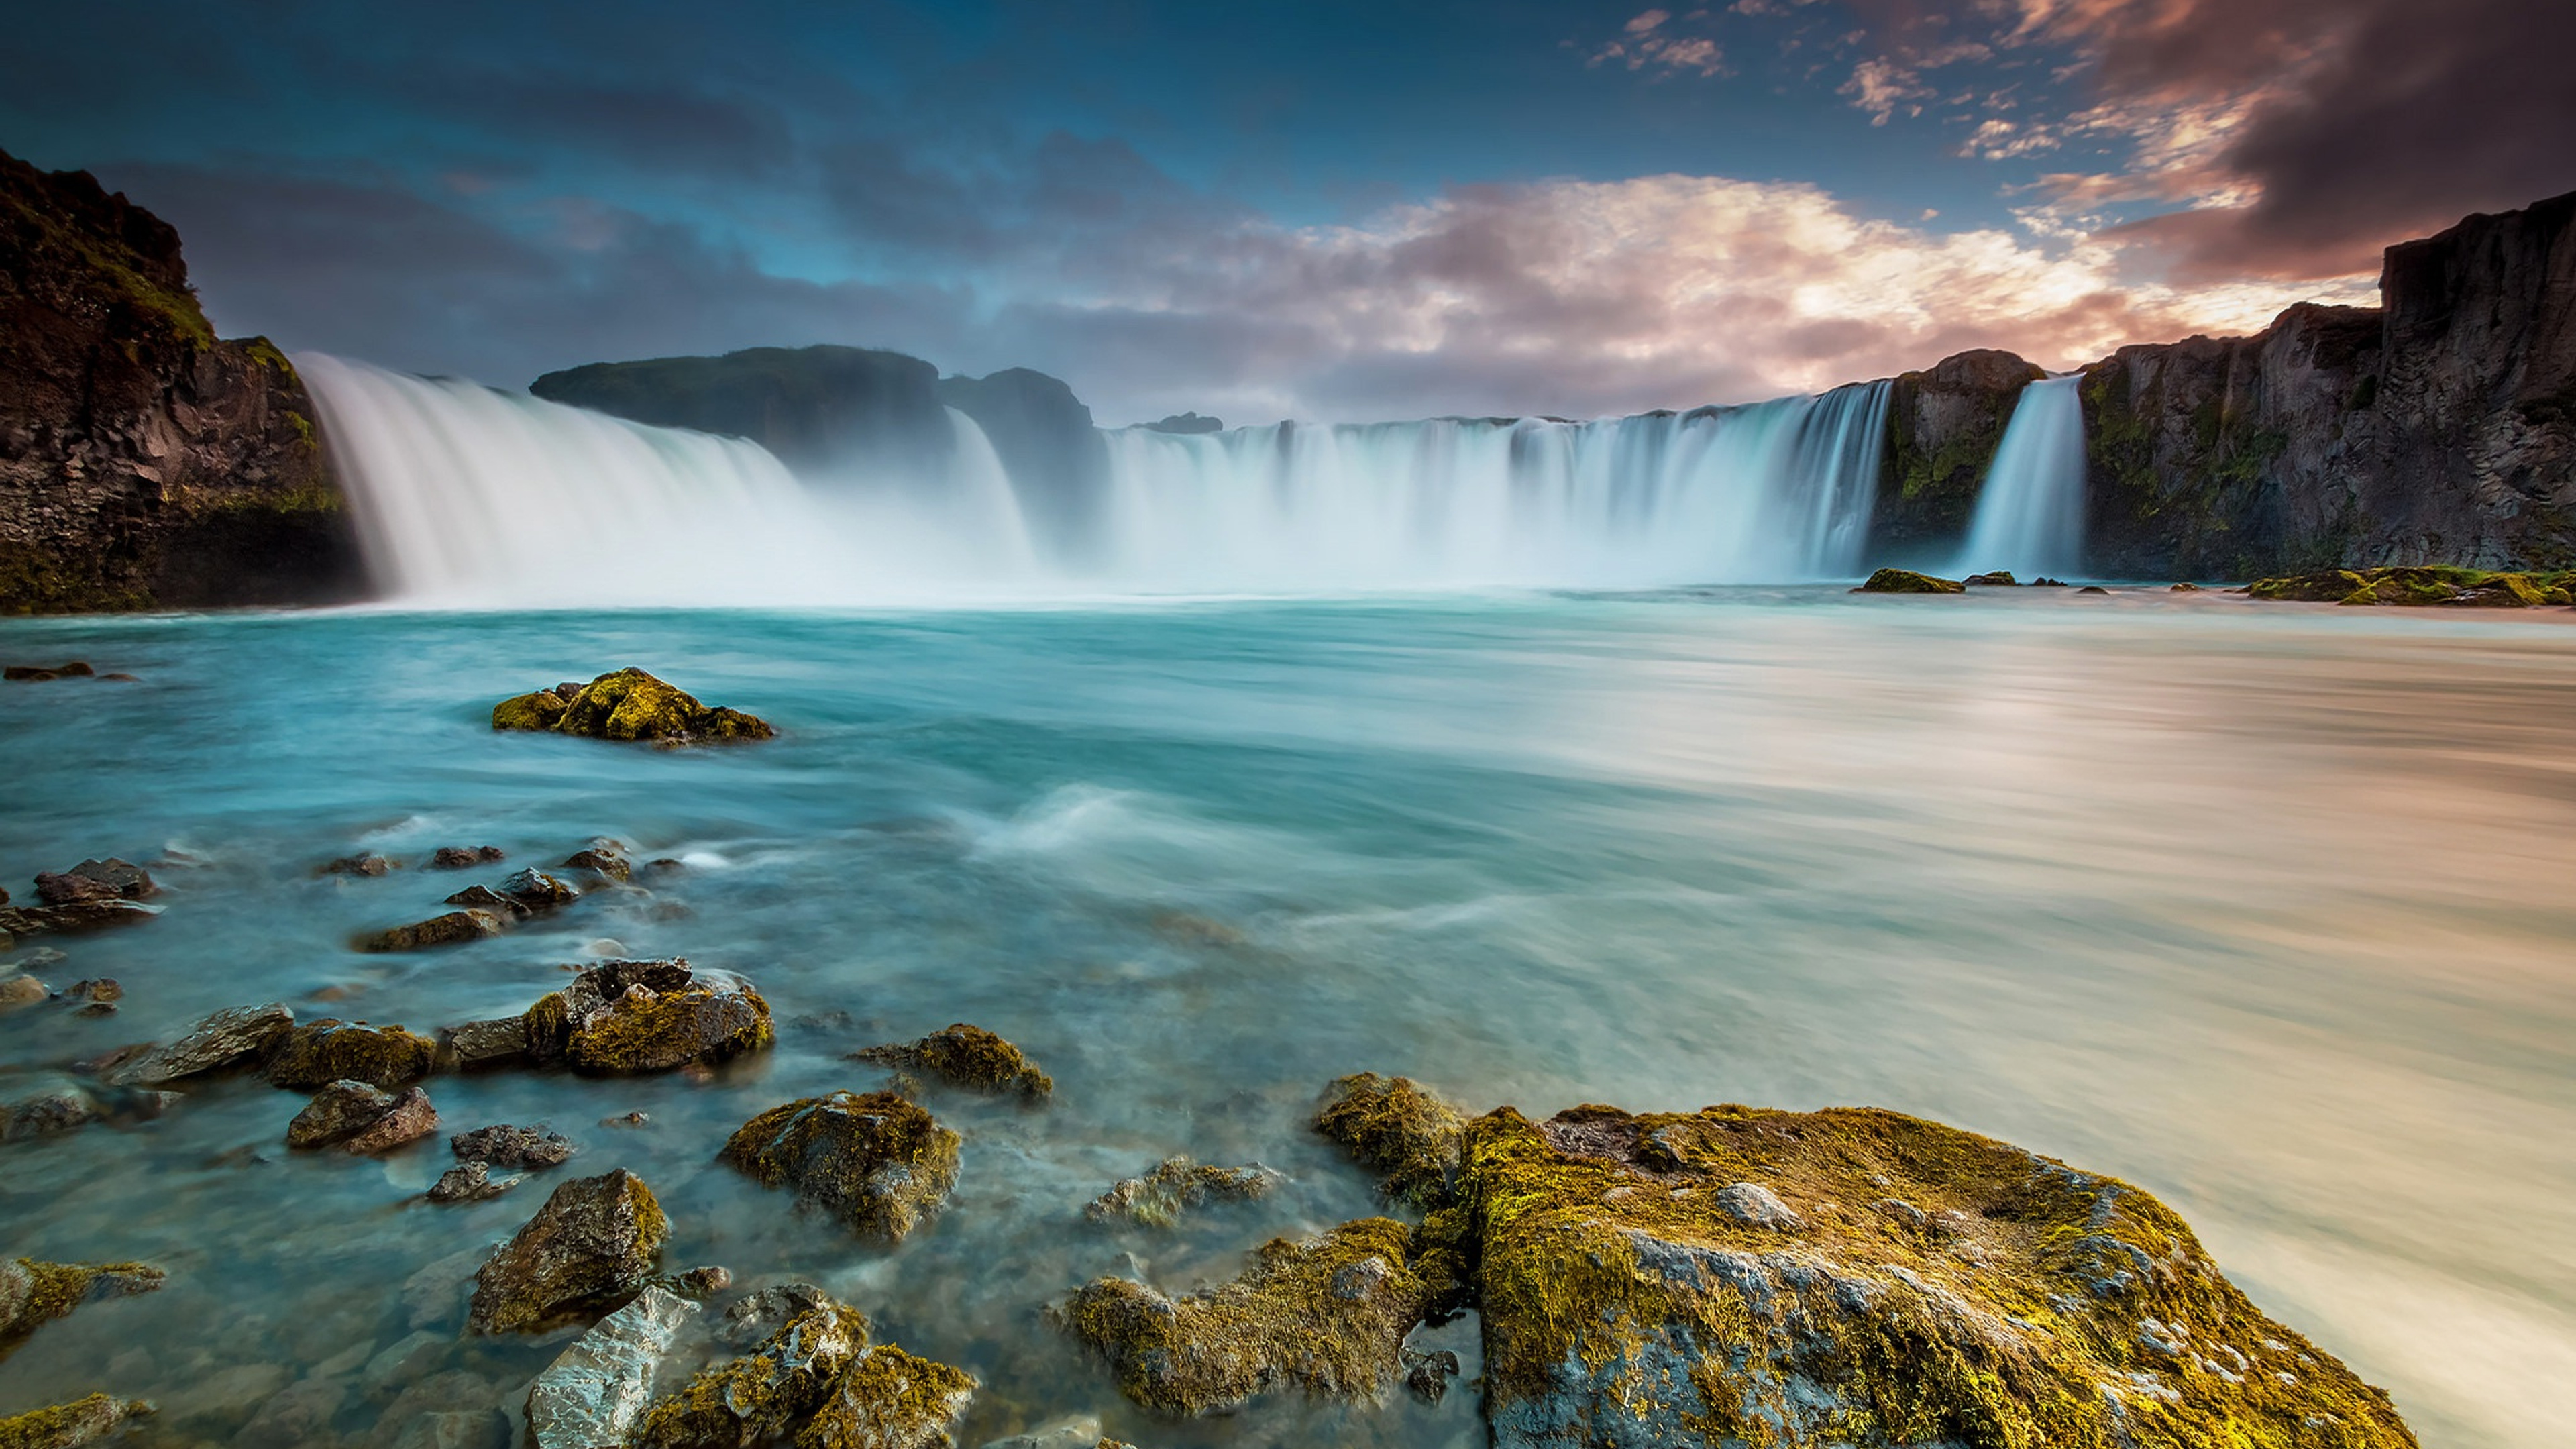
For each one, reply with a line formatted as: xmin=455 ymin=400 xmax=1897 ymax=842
xmin=523 ymin=990 xmax=572 ymax=1064
xmin=1316 ymin=1073 xmax=1467 ymax=1210
xmin=263 ymin=1020 xmax=437 ymax=1089
xmin=493 ymin=690 xmax=570 ymax=732
xmin=1060 ymin=1216 xmax=1433 ymax=1415
xmin=1465 ymin=1102 xmax=2418 ymax=1448
xmin=1854 ymin=568 xmax=1966 ymax=595
xmin=856 ymin=1023 xmax=1052 ymax=1098
xmin=1087 ymin=1156 xmax=1278 ymax=1228
xmin=490 ymin=669 xmax=772 ymax=743
xmin=0 ymin=543 xmax=154 ymax=616
xmin=2249 ymin=566 xmax=2576 ymax=607
xmin=0 ymin=1394 xmax=150 ymax=1449
xmin=720 ymin=1091 xmax=962 ymax=1244
xmin=3 ymin=1260 xmax=164 ymax=1344
xmin=635 ymin=1299 xmax=871 ymax=1448
xmin=796 ymin=1342 xmax=978 ymax=1449
xmin=566 ymin=983 xmax=774 ymax=1073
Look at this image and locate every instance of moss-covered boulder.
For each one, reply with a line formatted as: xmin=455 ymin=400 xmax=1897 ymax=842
xmin=525 ymin=959 xmax=774 ymax=1074
xmin=494 ymin=668 xmax=775 ymax=745
xmin=2248 ymin=564 xmax=2576 ymax=606
xmin=98 ymin=1002 xmax=292 ymax=1087
xmin=0 ymin=1393 xmax=154 ymax=1448
xmin=264 ymin=1020 xmax=439 ymax=1090
xmin=1315 ymin=1073 xmax=1466 ymax=1210
xmin=719 ymin=1091 xmax=961 ymax=1244
xmin=1 ymin=1258 xmax=164 ymax=1344
xmin=1854 ymin=567 xmax=1966 ymax=594
xmin=1061 ymin=1216 xmax=1435 ymax=1415
xmin=632 ymin=1292 xmax=870 ymax=1448
xmin=468 ymin=1169 xmax=669 ymax=1334
xmin=800 ymin=1342 xmax=977 ymax=1449
xmin=855 ymin=1023 xmax=1053 ymax=1099
xmin=1087 ymin=1156 xmax=1279 ymax=1228
xmin=1466 ymin=1102 xmax=2418 ymax=1449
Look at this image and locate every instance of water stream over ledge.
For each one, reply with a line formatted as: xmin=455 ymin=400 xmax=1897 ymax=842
xmin=1 ymin=590 xmax=2572 ymax=1447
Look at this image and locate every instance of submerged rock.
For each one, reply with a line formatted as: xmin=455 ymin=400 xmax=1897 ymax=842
xmin=719 ymin=1091 xmax=960 ymax=1244
xmin=1853 ymin=568 xmax=1966 ymax=594
xmin=527 ymin=958 xmax=773 ymax=1074
xmin=357 ymin=908 xmax=506 ymax=953
xmin=0 ymin=973 xmax=44 ymax=1010
xmin=494 ymin=668 xmax=775 ymax=745
xmin=286 ymin=1081 xmax=437 ymax=1154
xmin=559 ymin=841 xmax=633 ymax=883
xmin=452 ymin=1123 xmax=576 ymax=1169
xmin=1060 ymin=1216 xmax=1434 ymax=1415
xmin=498 ymin=867 xmax=579 ymax=910
xmin=0 ymin=898 xmax=158 ymax=936
xmin=801 ymin=1342 xmax=978 ymax=1449
xmin=1087 ymin=1157 xmax=1279 ymax=1228
xmin=632 ymin=1291 xmax=870 ymax=1448
xmin=0 ymin=1394 xmax=154 ymax=1447
xmin=431 ymin=845 xmax=507 ymax=869
xmin=1 ymin=1077 xmax=102 ymax=1142
xmin=855 ymin=1023 xmax=1053 ymax=1099
xmin=321 ymin=852 xmax=399 ymax=877
xmin=468 ymin=1168 xmax=669 ymax=1334
xmin=427 ymin=1161 xmax=523 ymax=1204
xmin=526 ymin=1283 xmax=700 ymax=1449
xmin=265 ymin=1020 xmax=439 ymax=1090
xmin=1466 ymin=1101 xmax=2420 ymax=1449
xmin=1314 ymin=1073 xmax=1466 ymax=1210
xmin=0 ymin=1258 xmax=165 ymax=1342
xmin=99 ymin=1002 xmax=292 ymax=1087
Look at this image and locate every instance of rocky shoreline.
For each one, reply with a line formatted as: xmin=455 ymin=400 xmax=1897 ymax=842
xmin=0 ymin=673 xmax=2424 ymax=1448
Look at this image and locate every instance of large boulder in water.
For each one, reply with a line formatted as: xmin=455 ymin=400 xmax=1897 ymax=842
xmin=718 ymin=1090 xmax=959 ymax=1244
xmin=525 ymin=958 xmax=774 ymax=1074
xmin=264 ymin=1020 xmax=439 ymax=1090
xmin=629 ymin=1291 xmax=871 ymax=1448
xmin=99 ymin=1002 xmax=292 ymax=1087
xmin=1463 ymin=1102 xmax=2419 ymax=1449
xmin=493 ymin=668 xmax=773 ymax=745
xmin=468 ymin=1169 xmax=669 ymax=1334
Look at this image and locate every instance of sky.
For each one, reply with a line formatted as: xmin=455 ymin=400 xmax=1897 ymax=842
xmin=5 ymin=0 xmax=2572 ymax=425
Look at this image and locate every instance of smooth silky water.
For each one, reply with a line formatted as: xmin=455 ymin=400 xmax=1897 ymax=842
xmin=1 ymin=591 xmax=2571 ymax=1447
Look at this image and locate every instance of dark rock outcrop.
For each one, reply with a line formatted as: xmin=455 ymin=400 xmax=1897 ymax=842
xmin=1853 ymin=567 xmax=1966 ymax=594
xmin=531 ymin=345 xmax=954 ymax=478
xmin=264 ymin=1020 xmax=439 ymax=1089
xmin=936 ymin=367 xmax=1114 ymax=561
xmin=99 ymin=1002 xmax=292 ymax=1087
xmin=494 ymin=668 xmax=773 ymax=745
xmin=853 ymin=1022 xmax=1053 ymax=1098
xmin=468 ymin=1168 xmax=669 ymax=1333
xmin=1142 ymin=411 xmax=1224 ymax=434
xmin=718 ymin=1090 xmax=960 ymax=1244
xmin=1867 ymin=350 xmax=2045 ymax=564
xmin=0 ymin=146 xmax=362 ymax=612
xmin=285 ymin=1080 xmax=437 ymax=1154
xmin=525 ymin=958 xmax=775 ymax=1074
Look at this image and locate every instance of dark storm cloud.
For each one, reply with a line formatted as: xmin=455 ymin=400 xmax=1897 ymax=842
xmin=111 ymin=163 xmax=965 ymax=386
xmin=407 ymin=72 xmax=800 ymax=181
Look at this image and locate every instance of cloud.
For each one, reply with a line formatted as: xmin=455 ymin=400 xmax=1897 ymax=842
xmin=1590 ymin=9 xmax=1727 ymax=78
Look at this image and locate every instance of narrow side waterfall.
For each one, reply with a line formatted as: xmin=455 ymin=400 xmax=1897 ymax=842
xmin=1958 ymin=376 xmax=2087 ymax=579
xmin=301 ymin=353 xmax=1894 ymax=604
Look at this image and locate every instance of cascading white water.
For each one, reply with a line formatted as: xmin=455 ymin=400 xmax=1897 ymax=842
xmin=1957 ymin=375 xmax=2086 ymax=579
xmin=300 ymin=353 xmax=1894 ymax=604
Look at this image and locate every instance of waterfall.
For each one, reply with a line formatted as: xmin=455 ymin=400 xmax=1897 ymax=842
xmin=301 ymin=353 xmax=1894 ymax=604
xmin=1958 ymin=376 xmax=2086 ymax=579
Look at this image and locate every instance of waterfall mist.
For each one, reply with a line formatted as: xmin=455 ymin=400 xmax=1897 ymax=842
xmin=301 ymin=354 xmax=1894 ymax=606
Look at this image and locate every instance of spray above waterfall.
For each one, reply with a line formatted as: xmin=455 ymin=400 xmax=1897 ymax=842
xmin=1958 ymin=376 xmax=2088 ymax=580
xmin=300 ymin=354 xmax=1896 ymax=606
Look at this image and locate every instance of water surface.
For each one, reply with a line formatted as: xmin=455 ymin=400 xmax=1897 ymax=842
xmin=1 ymin=588 xmax=2570 ymax=1447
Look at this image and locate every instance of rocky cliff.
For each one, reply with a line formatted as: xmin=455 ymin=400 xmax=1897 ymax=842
xmin=1866 ymin=349 xmax=2045 ymax=566
xmin=933 ymin=367 xmax=1112 ymax=560
xmin=0 ymin=148 xmax=362 ymax=612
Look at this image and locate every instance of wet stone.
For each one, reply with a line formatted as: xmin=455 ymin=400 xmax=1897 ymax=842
xmin=358 ymin=909 xmax=506 ymax=953
xmin=441 ymin=884 xmax=526 ymax=916
xmin=499 ymin=867 xmax=578 ymax=910
xmin=718 ymin=1091 xmax=960 ymax=1244
xmin=288 ymin=1081 xmax=438 ymax=1155
xmin=265 ymin=1020 xmax=439 ymax=1090
xmin=631 ymin=1292 xmax=869 ymax=1449
xmin=451 ymin=1122 xmax=575 ymax=1169
xmin=525 ymin=1284 xmax=699 ymax=1449
xmin=428 ymin=1161 xmax=523 ymax=1204
xmin=0 ymin=1393 xmax=154 ymax=1447
xmin=321 ymin=853 xmax=399 ymax=877
xmin=440 ymin=1016 xmax=532 ymax=1070
xmin=1 ymin=1078 xmax=103 ymax=1142
xmin=529 ymin=957 xmax=773 ymax=1074
xmin=468 ymin=1168 xmax=669 ymax=1334
xmin=100 ymin=1002 xmax=293 ymax=1087
xmin=854 ymin=1022 xmax=1053 ymax=1099
xmin=1 ymin=1258 xmax=167 ymax=1340
xmin=0 ymin=973 xmax=46 ymax=1009
xmin=801 ymin=1343 xmax=979 ymax=1449
xmin=431 ymin=845 xmax=507 ymax=869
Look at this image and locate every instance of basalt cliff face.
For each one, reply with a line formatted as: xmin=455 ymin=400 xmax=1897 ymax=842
xmin=0 ymin=148 xmax=362 ymax=612
xmin=1870 ymin=190 xmax=2576 ymax=578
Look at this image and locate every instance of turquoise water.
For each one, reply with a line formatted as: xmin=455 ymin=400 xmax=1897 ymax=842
xmin=2 ymin=588 xmax=2572 ymax=1447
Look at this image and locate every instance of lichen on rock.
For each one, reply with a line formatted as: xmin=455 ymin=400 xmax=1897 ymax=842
xmin=1315 ymin=1072 xmax=1466 ymax=1210
xmin=1059 ymin=1216 xmax=1435 ymax=1415
xmin=524 ymin=958 xmax=774 ymax=1074
xmin=527 ymin=1283 xmax=700 ymax=1449
xmin=798 ymin=1342 xmax=977 ymax=1449
xmin=468 ymin=1168 xmax=669 ymax=1334
xmin=494 ymin=667 xmax=775 ymax=745
xmin=719 ymin=1091 xmax=961 ymax=1244
xmin=632 ymin=1292 xmax=871 ymax=1448
xmin=1854 ymin=568 xmax=1968 ymax=594
xmin=2247 ymin=564 xmax=2576 ymax=607
xmin=1465 ymin=1100 xmax=2420 ymax=1449
xmin=1 ymin=1258 xmax=164 ymax=1345
xmin=264 ymin=1019 xmax=439 ymax=1090
xmin=1087 ymin=1156 xmax=1279 ymax=1228
xmin=854 ymin=1023 xmax=1052 ymax=1098
xmin=0 ymin=1393 xmax=154 ymax=1448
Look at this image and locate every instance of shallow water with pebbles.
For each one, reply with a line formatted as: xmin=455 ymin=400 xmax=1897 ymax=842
xmin=1 ymin=587 xmax=2572 ymax=1447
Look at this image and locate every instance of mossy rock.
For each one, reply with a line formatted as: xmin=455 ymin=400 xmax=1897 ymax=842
xmin=1060 ymin=1216 xmax=1434 ymax=1415
xmin=0 ymin=1394 xmax=152 ymax=1448
xmin=2249 ymin=565 xmax=2576 ymax=607
xmin=494 ymin=667 xmax=774 ymax=745
xmin=855 ymin=1023 xmax=1052 ymax=1098
xmin=1 ymin=1258 xmax=164 ymax=1344
xmin=1087 ymin=1156 xmax=1279 ymax=1228
xmin=1315 ymin=1072 xmax=1466 ymax=1210
xmin=633 ymin=1294 xmax=870 ymax=1448
xmin=1466 ymin=1101 xmax=2419 ymax=1448
xmin=719 ymin=1091 xmax=961 ymax=1244
xmin=1854 ymin=568 xmax=1966 ymax=594
xmin=469 ymin=1169 xmax=669 ymax=1334
xmin=799 ymin=1342 xmax=977 ymax=1449
xmin=264 ymin=1020 xmax=438 ymax=1091
xmin=527 ymin=959 xmax=773 ymax=1074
